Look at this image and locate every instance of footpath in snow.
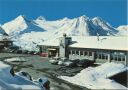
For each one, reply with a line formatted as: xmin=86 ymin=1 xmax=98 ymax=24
xmin=59 ymin=62 xmax=127 ymax=89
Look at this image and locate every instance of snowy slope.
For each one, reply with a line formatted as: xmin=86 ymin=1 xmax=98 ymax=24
xmin=60 ymin=62 xmax=127 ymax=89
xmin=0 ymin=61 xmax=44 ymax=90
xmin=0 ymin=26 xmax=7 ymax=36
xmin=35 ymin=15 xmax=118 ymax=37
xmin=117 ymin=25 xmax=128 ymax=36
xmin=2 ymin=15 xmax=45 ymax=36
xmin=1 ymin=15 xmax=119 ymax=51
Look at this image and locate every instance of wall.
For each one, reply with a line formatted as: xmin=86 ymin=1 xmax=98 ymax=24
xmin=68 ymin=47 xmax=127 ymax=65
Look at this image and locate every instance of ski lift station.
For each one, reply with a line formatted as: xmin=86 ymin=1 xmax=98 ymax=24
xmin=39 ymin=34 xmax=128 ymax=65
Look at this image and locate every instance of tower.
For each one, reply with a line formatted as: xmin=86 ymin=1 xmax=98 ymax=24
xmin=59 ymin=33 xmax=72 ymax=59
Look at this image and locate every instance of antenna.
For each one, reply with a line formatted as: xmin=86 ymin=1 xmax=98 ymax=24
xmin=97 ymin=33 xmax=99 ymax=41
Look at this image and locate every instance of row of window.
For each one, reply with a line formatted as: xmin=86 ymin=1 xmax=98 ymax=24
xmin=96 ymin=53 xmax=108 ymax=60
xmin=69 ymin=51 xmax=126 ymax=62
xmin=69 ymin=50 xmax=93 ymax=56
xmin=111 ymin=55 xmax=125 ymax=61
xmin=96 ymin=53 xmax=126 ymax=61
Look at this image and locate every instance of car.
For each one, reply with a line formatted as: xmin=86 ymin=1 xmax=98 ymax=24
xmin=77 ymin=59 xmax=94 ymax=67
xmin=63 ymin=61 xmax=74 ymax=67
xmin=49 ymin=59 xmax=59 ymax=65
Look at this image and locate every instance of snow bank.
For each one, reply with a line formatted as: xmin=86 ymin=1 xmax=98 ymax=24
xmin=0 ymin=61 xmax=45 ymax=90
xmin=5 ymin=57 xmax=26 ymax=62
xmin=59 ymin=62 xmax=127 ymax=89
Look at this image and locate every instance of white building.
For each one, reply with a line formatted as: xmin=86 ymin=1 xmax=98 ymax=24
xmin=39 ymin=34 xmax=128 ymax=65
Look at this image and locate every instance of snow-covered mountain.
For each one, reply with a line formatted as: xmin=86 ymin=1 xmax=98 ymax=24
xmin=117 ymin=25 xmax=128 ymax=31
xmin=2 ymin=15 xmax=119 ymax=37
xmin=117 ymin=25 xmax=128 ymax=36
xmin=35 ymin=15 xmax=118 ymax=37
xmin=2 ymin=15 xmax=45 ymax=36
xmin=0 ymin=26 xmax=8 ymax=36
xmin=1 ymin=15 xmax=120 ymax=51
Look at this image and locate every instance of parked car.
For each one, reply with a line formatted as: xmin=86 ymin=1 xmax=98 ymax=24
xmin=49 ymin=59 xmax=59 ymax=65
xmin=77 ymin=59 xmax=94 ymax=67
xmin=63 ymin=61 xmax=74 ymax=67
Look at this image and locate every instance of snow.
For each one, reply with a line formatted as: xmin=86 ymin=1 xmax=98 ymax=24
xmin=70 ymin=36 xmax=128 ymax=51
xmin=0 ymin=26 xmax=7 ymax=36
xmin=117 ymin=25 xmax=128 ymax=36
xmin=5 ymin=57 xmax=26 ymax=62
xmin=41 ymin=36 xmax=128 ymax=51
xmin=0 ymin=15 xmax=124 ymax=51
xmin=59 ymin=62 xmax=127 ymax=89
xmin=0 ymin=61 xmax=45 ymax=90
xmin=2 ymin=15 xmax=45 ymax=36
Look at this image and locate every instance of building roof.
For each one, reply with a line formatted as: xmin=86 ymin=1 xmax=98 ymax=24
xmin=40 ymin=36 xmax=128 ymax=51
xmin=70 ymin=36 xmax=128 ymax=51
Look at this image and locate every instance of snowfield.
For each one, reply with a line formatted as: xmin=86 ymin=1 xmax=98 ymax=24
xmin=59 ymin=62 xmax=127 ymax=89
xmin=0 ymin=61 xmax=45 ymax=90
xmin=117 ymin=25 xmax=128 ymax=36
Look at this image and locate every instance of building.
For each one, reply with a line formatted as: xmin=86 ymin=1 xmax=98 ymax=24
xmin=0 ymin=36 xmax=13 ymax=52
xmin=39 ymin=34 xmax=128 ymax=65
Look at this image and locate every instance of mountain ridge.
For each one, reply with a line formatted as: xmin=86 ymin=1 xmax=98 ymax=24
xmin=1 ymin=15 xmax=127 ymax=51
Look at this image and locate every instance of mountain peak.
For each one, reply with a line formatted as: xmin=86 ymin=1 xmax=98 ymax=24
xmin=15 ymin=15 xmax=32 ymax=23
xmin=79 ymin=15 xmax=89 ymax=19
xmin=92 ymin=16 xmax=111 ymax=27
xmin=15 ymin=15 xmax=26 ymax=20
xmin=36 ymin=16 xmax=46 ymax=21
xmin=92 ymin=17 xmax=104 ymax=23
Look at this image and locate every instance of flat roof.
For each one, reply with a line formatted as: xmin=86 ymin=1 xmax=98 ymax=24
xmin=40 ymin=36 xmax=128 ymax=51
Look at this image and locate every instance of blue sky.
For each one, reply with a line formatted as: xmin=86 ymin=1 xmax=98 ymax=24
xmin=0 ymin=0 xmax=127 ymax=27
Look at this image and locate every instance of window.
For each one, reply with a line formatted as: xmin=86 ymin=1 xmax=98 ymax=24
xmin=122 ymin=56 xmax=125 ymax=61
xmin=72 ymin=50 xmax=75 ymax=54
xmin=110 ymin=56 xmax=113 ymax=60
xmin=112 ymin=52 xmax=126 ymax=62
xmin=119 ymin=55 xmax=125 ymax=61
xmin=84 ymin=51 xmax=87 ymax=56
xmin=118 ymin=56 xmax=121 ymax=61
xmin=76 ymin=51 xmax=79 ymax=55
xmin=80 ymin=51 xmax=83 ymax=55
xmin=102 ymin=54 xmax=105 ymax=59
xmin=102 ymin=53 xmax=108 ymax=60
xmin=89 ymin=52 xmax=92 ymax=56
xmin=68 ymin=40 xmax=70 ymax=44
xmin=69 ymin=51 xmax=71 ymax=54
xmin=115 ymin=56 xmax=118 ymax=61
xmin=99 ymin=54 xmax=102 ymax=59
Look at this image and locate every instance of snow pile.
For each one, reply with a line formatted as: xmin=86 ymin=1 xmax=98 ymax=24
xmin=117 ymin=25 xmax=128 ymax=36
xmin=59 ymin=62 xmax=127 ymax=89
xmin=0 ymin=61 xmax=45 ymax=90
xmin=5 ymin=57 xmax=26 ymax=62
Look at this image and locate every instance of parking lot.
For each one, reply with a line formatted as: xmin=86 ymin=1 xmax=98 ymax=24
xmin=0 ymin=53 xmax=88 ymax=90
